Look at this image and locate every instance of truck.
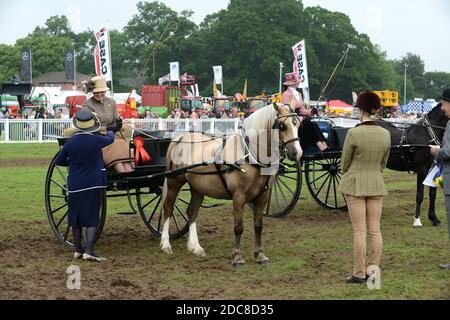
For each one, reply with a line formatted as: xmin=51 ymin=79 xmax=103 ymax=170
xmin=140 ymin=85 xmax=186 ymax=118
xmin=373 ymin=90 xmax=399 ymax=117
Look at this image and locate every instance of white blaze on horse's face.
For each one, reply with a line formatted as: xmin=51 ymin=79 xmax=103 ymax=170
xmin=276 ymin=104 xmax=302 ymax=161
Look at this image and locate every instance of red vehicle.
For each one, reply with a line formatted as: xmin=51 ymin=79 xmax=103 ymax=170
xmin=141 ymin=85 xmax=186 ymax=117
xmin=66 ymin=95 xmax=87 ymax=118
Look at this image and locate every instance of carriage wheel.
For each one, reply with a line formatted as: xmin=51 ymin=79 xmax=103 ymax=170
xmin=264 ymin=157 xmax=302 ymax=218
xmin=136 ymin=184 xmax=190 ymax=240
xmin=304 ymin=156 xmax=347 ymax=210
xmin=45 ymin=152 xmax=107 ymax=247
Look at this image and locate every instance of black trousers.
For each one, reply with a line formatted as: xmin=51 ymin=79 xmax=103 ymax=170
xmin=298 ymin=117 xmax=326 ymax=150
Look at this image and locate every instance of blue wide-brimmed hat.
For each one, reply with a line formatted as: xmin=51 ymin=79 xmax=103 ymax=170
xmin=73 ymin=107 xmax=101 ymax=132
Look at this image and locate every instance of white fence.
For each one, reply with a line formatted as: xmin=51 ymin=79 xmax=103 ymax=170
xmin=0 ymin=118 xmax=241 ymax=143
xmin=0 ymin=117 xmax=418 ymax=143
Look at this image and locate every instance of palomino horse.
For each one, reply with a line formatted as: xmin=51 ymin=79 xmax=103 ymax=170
xmin=377 ymin=104 xmax=447 ymax=227
xmin=160 ymin=103 xmax=302 ymax=265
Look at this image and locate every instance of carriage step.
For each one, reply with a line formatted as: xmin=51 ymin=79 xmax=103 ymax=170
xmin=116 ymin=211 xmax=137 ymax=215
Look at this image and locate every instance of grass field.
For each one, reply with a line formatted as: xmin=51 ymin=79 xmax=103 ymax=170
xmin=0 ymin=143 xmax=449 ymax=300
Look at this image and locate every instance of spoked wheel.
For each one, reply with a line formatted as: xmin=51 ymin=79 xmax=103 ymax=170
xmin=136 ymin=184 xmax=190 ymax=240
xmin=264 ymin=156 xmax=302 ymax=218
xmin=304 ymin=156 xmax=347 ymax=210
xmin=45 ymin=152 xmax=107 ymax=247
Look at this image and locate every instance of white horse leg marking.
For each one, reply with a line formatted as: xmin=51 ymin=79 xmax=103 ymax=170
xmin=160 ymin=218 xmax=173 ymax=254
xmin=187 ymin=222 xmax=206 ymax=257
xmin=413 ymin=217 xmax=423 ymax=228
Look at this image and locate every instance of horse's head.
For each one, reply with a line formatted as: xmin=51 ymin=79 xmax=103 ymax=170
xmin=272 ymin=103 xmax=302 ymax=161
xmin=429 ymin=103 xmax=448 ymax=127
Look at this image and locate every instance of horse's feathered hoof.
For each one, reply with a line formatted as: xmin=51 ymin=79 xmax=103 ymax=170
xmin=432 ymin=220 xmax=441 ymax=227
xmin=161 ymin=245 xmax=173 ymax=254
xmin=232 ymin=260 xmax=246 ymax=267
xmin=257 ymin=259 xmax=270 ymax=265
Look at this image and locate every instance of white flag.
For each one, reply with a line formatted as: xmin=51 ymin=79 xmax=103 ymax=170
xmin=213 ymin=66 xmax=223 ymax=85
xmin=94 ymin=27 xmax=112 ymax=81
xmin=292 ymin=39 xmax=309 ymax=89
xmin=169 ymin=62 xmax=180 ymax=82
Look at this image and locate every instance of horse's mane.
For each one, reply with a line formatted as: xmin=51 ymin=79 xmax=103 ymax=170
xmin=243 ymin=104 xmax=287 ymax=131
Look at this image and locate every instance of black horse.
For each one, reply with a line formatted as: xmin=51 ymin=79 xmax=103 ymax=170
xmin=376 ymin=104 xmax=447 ymax=227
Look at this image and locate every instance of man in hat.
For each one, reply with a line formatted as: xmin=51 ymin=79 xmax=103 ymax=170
xmin=430 ymin=87 xmax=450 ymax=269
xmin=281 ymin=72 xmax=328 ymax=152
xmin=55 ymin=108 xmax=115 ymax=261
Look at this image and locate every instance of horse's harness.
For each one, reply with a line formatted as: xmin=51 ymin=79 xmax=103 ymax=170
xmin=169 ymin=112 xmax=300 ymax=199
xmin=395 ymin=114 xmax=445 ymax=172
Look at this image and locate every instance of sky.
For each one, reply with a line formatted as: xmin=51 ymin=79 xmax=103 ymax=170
xmin=0 ymin=0 xmax=449 ymax=72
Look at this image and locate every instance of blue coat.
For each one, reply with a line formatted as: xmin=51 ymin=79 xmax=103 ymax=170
xmin=54 ymin=131 xmax=115 ymax=192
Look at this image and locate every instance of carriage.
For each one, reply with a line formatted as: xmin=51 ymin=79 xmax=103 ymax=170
xmin=45 ymin=109 xmax=441 ymax=248
xmin=266 ymin=114 xmax=442 ymax=220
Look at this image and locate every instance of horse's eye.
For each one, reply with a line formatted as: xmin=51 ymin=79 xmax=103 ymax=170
xmin=292 ymin=118 xmax=297 ymax=126
xmin=279 ymin=123 xmax=286 ymax=131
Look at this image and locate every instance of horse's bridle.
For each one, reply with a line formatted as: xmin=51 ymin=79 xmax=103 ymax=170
xmin=273 ymin=112 xmax=301 ymax=149
xmin=422 ymin=114 xmax=445 ymax=147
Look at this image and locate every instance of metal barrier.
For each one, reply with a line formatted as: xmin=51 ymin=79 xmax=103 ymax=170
xmin=0 ymin=117 xmax=417 ymax=143
xmin=0 ymin=118 xmax=241 ymax=143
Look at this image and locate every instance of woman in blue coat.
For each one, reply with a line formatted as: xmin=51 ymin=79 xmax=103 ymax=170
xmin=55 ymin=108 xmax=115 ymax=262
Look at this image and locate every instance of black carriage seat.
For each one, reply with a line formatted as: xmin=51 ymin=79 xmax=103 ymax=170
xmin=300 ymin=120 xmax=350 ymax=154
xmin=131 ymin=129 xmax=172 ymax=169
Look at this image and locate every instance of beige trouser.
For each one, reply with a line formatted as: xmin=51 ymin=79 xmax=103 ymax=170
xmin=345 ymin=195 xmax=383 ymax=279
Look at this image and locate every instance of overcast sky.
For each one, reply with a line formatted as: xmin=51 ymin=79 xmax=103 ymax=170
xmin=1 ymin=0 xmax=449 ymax=72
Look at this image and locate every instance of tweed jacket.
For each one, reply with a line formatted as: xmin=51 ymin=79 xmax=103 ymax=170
xmin=83 ymin=97 xmax=118 ymax=130
xmin=435 ymin=121 xmax=450 ymax=195
xmin=281 ymin=89 xmax=312 ymax=116
xmin=338 ymin=122 xmax=391 ymax=197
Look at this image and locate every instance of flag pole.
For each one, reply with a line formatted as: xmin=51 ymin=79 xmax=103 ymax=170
xmin=74 ymin=49 xmax=77 ymax=90
xmin=107 ymin=29 xmax=114 ymax=95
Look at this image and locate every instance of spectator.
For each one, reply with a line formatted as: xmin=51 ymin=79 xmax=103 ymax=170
xmin=430 ymin=87 xmax=450 ymax=270
xmin=54 ymin=108 xmax=114 ymax=262
xmin=339 ymin=90 xmax=391 ymax=283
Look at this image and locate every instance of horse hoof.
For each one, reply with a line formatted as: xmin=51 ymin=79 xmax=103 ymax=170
xmin=257 ymin=259 xmax=270 ymax=265
xmin=161 ymin=246 xmax=173 ymax=254
xmin=413 ymin=218 xmax=423 ymax=228
xmin=432 ymin=220 xmax=441 ymax=227
xmin=194 ymin=249 xmax=206 ymax=257
xmin=232 ymin=260 xmax=246 ymax=267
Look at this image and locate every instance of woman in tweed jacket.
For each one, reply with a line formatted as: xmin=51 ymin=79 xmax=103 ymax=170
xmin=338 ymin=91 xmax=391 ymax=283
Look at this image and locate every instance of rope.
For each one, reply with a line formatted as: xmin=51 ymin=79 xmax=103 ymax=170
xmin=121 ymin=21 xmax=178 ymax=114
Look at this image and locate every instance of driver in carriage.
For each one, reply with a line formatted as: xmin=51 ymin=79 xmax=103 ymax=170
xmin=282 ymin=72 xmax=328 ymax=152
xmin=64 ymin=76 xmax=133 ymax=173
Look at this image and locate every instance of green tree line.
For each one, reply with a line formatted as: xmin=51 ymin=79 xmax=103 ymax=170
xmin=1 ymin=0 xmax=449 ymax=103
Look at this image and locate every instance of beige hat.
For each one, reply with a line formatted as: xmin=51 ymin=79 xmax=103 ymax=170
xmin=91 ymin=76 xmax=109 ymax=93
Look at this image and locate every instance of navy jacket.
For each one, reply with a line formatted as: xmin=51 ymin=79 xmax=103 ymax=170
xmin=54 ymin=131 xmax=115 ymax=192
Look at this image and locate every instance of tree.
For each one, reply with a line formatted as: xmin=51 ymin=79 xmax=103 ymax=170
xmin=123 ymin=1 xmax=197 ymax=85
xmin=0 ymin=44 xmax=20 ymax=83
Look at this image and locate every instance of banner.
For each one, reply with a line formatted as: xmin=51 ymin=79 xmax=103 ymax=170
xmin=20 ymin=48 xmax=32 ymax=83
xmin=292 ymin=40 xmax=309 ymax=89
xmin=94 ymin=27 xmax=112 ymax=81
xmin=212 ymin=66 xmax=223 ymax=85
xmin=169 ymin=62 xmax=180 ymax=82
xmin=65 ymin=50 xmax=75 ymax=81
